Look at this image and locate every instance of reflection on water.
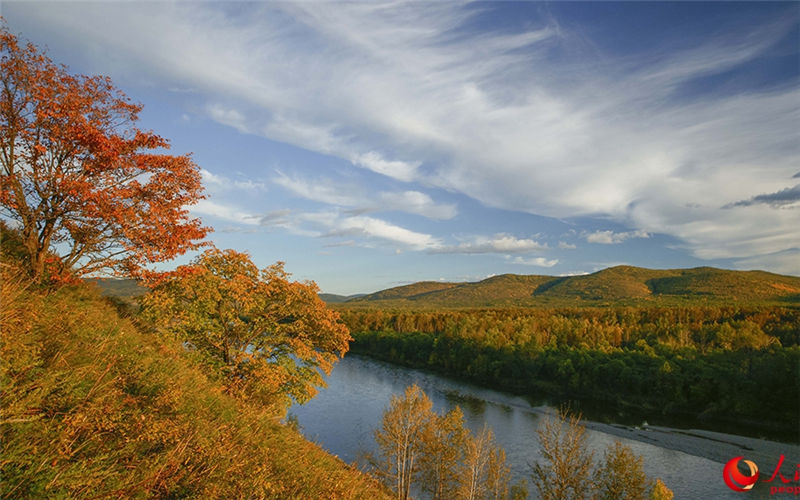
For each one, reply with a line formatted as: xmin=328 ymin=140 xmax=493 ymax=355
xmin=289 ymin=354 xmax=778 ymax=499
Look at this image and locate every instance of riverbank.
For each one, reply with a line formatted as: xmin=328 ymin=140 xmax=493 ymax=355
xmin=348 ymin=329 xmax=799 ymax=442
xmin=555 ymin=409 xmax=800 ymax=473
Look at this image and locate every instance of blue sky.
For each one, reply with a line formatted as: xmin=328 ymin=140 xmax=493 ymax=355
xmin=5 ymin=2 xmax=799 ymax=294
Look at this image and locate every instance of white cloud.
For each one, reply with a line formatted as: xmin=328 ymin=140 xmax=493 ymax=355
xmin=734 ymin=249 xmax=800 ymax=276
xmin=510 ymin=256 xmax=559 ymax=268
xmin=434 ymin=234 xmax=547 ymax=254
xmin=273 ymin=172 xmax=456 ymax=219
xmin=11 ymin=2 xmax=799 ymax=269
xmin=258 ymin=209 xmax=292 ymax=226
xmin=273 ymin=172 xmax=360 ymax=207
xmin=338 ymin=216 xmax=441 ymax=250
xmin=257 ymin=207 xmax=441 ymax=251
xmin=377 ymin=191 xmax=457 ymax=220
xmin=191 ymin=199 xmax=260 ymax=226
xmin=558 ymin=241 xmax=577 ymax=250
xmin=201 ymin=169 xmax=266 ymax=192
xmin=585 ymin=229 xmax=650 ymax=245
xmin=206 ymin=104 xmax=250 ymax=134
xmin=350 ymin=152 xmax=419 ymax=182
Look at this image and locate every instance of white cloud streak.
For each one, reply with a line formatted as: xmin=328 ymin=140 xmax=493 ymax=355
xmin=510 ymin=256 xmax=559 ymax=268
xmin=433 ymin=234 xmax=548 ymax=254
xmin=337 ymin=216 xmax=441 ymax=250
xmin=273 ymin=171 xmax=457 ymax=219
xmin=201 ymin=169 xmax=266 ymax=192
xmin=191 ymin=199 xmax=260 ymax=226
xmin=585 ymin=229 xmax=650 ymax=245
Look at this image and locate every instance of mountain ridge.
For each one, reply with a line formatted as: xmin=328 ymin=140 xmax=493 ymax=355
xmin=343 ymin=265 xmax=800 ymax=307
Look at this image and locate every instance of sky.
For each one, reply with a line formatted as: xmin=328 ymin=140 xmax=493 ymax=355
xmin=4 ymin=2 xmax=799 ymax=294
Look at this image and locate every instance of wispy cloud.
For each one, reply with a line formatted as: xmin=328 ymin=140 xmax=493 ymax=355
xmin=509 ymin=256 xmax=559 ymax=268
xmin=724 ymin=184 xmax=800 ymax=209
xmin=273 ymin=172 xmax=360 ymax=207
xmin=201 ymin=168 xmax=266 ymax=192
xmin=376 ymin=191 xmax=457 ymax=220
xmin=191 ymin=199 xmax=260 ymax=226
xmin=13 ymin=2 xmax=799 ymax=270
xmin=350 ymin=152 xmax=419 ymax=182
xmin=336 ymin=216 xmax=441 ymax=250
xmin=273 ymin=171 xmax=457 ymax=219
xmin=258 ymin=209 xmax=292 ymax=226
xmin=433 ymin=234 xmax=547 ymax=254
xmin=256 ymin=207 xmax=441 ymax=251
xmin=585 ymin=229 xmax=650 ymax=245
xmin=734 ymin=248 xmax=800 ymax=275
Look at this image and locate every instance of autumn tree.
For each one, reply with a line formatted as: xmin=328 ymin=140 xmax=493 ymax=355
xmin=460 ymin=425 xmax=509 ymax=500
xmin=418 ymin=406 xmax=469 ymax=500
xmin=373 ymin=385 xmax=512 ymax=500
xmin=0 ymin=24 xmax=207 ymax=282
xmin=531 ymin=408 xmax=595 ymax=500
xmin=139 ymin=248 xmax=351 ymax=413
xmin=532 ymin=409 xmax=674 ymax=500
xmin=374 ymin=384 xmax=433 ymax=500
xmin=484 ymin=436 xmax=511 ymax=500
xmin=649 ymin=479 xmax=674 ymax=500
xmin=594 ymin=441 xmax=648 ymax=500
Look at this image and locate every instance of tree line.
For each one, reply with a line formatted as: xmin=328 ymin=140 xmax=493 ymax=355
xmin=345 ymin=309 xmax=799 ymax=440
xmin=339 ymin=307 xmax=799 ymax=351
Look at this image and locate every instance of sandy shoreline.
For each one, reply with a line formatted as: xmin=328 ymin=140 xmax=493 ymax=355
xmin=581 ymin=418 xmax=800 ymax=475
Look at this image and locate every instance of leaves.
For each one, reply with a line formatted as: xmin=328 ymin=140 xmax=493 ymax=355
xmin=139 ymin=248 xmax=351 ymax=412
xmin=531 ymin=409 xmax=674 ymax=500
xmin=372 ymin=384 xmax=512 ymax=500
xmin=0 ymin=24 xmax=208 ymax=282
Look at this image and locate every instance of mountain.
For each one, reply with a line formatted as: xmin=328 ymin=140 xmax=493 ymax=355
xmin=354 ymin=281 xmax=459 ymax=301
xmin=86 ymin=277 xmax=146 ymax=302
xmin=346 ymin=266 xmax=800 ymax=307
xmin=319 ymin=293 xmax=366 ymax=303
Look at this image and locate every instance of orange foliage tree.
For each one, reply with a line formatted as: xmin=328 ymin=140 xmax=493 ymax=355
xmin=139 ymin=249 xmax=352 ymax=412
xmin=0 ymin=24 xmax=207 ymax=281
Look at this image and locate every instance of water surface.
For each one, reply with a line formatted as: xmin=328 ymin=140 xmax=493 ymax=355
xmin=290 ymin=355 xmax=792 ymax=498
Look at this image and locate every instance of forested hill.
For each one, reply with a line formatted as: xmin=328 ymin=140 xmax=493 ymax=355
xmin=345 ymin=266 xmax=800 ymax=307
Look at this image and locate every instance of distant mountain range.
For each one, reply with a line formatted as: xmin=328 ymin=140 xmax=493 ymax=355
xmin=318 ymin=293 xmax=366 ymax=303
xmin=87 ymin=277 xmax=147 ymax=301
xmin=338 ymin=266 xmax=800 ymax=307
xmin=88 ymin=266 xmax=800 ymax=308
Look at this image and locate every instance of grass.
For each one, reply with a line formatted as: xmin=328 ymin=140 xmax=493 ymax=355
xmin=1 ymin=268 xmax=389 ymax=499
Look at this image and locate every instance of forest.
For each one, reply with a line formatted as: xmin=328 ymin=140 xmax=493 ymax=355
xmin=342 ymin=307 xmax=800 ymax=440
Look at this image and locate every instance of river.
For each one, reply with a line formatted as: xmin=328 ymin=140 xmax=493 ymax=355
xmin=289 ymin=354 xmax=798 ymax=499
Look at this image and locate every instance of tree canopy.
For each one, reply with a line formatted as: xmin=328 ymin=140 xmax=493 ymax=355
xmin=139 ymin=248 xmax=351 ymax=412
xmin=0 ymin=24 xmax=207 ymax=282
xmin=531 ymin=408 xmax=674 ymax=500
xmin=372 ymin=384 xmax=512 ymax=500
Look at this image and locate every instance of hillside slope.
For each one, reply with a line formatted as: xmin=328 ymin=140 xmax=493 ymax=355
xmin=1 ymin=273 xmax=388 ymax=499
xmin=347 ymin=265 xmax=800 ymax=307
